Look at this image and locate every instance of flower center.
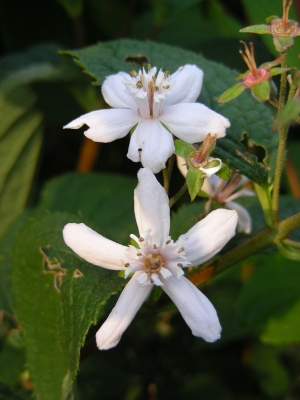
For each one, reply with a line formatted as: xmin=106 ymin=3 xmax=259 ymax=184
xmin=144 ymin=253 xmax=165 ymax=273
xmin=123 ymin=65 xmax=173 ymax=119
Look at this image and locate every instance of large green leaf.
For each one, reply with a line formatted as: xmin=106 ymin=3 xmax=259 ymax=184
xmin=237 ymin=253 xmax=300 ymax=344
xmin=63 ymin=39 xmax=278 ymax=184
xmin=38 ymin=172 xmax=137 ymax=243
xmin=11 ymin=211 xmax=125 ymax=398
xmin=0 ymin=86 xmax=42 ymax=239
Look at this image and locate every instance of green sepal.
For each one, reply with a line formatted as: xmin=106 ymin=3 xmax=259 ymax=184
xmin=205 ymin=159 xmax=220 ymax=169
xmin=251 ymin=80 xmax=270 ymax=102
xmin=265 ymin=15 xmax=279 ymax=24
xmin=216 ymin=163 xmax=231 ymax=180
xmin=240 ymin=24 xmax=271 ymax=34
xmin=277 ymin=241 xmax=300 ymax=261
xmin=273 ymin=96 xmax=300 ymax=129
xmin=269 ymin=67 xmax=293 ymax=76
xmin=174 ymin=139 xmax=195 ymax=160
xmin=273 ymin=35 xmax=295 ymax=53
xmin=218 ymin=83 xmax=246 ymax=103
xmin=186 ymin=168 xmax=204 ymax=201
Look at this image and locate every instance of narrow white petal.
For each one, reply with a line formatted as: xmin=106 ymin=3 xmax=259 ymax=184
xmin=161 ymin=275 xmax=221 ymax=342
xmin=63 ymin=223 xmax=127 ymax=270
xmin=178 ymin=209 xmax=238 ymax=266
xmin=226 ymin=201 xmax=252 ymax=234
xmin=64 ymin=109 xmax=140 ymax=142
xmin=96 ymin=272 xmax=153 ymax=349
xmin=161 ymin=103 xmax=230 ymax=143
xmin=134 ymin=168 xmax=170 ymax=246
xmin=176 ymin=155 xmax=188 ymax=177
xmin=165 ymin=64 xmax=203 ymax=106
xmin=199 ymin=159 xmax=222 ymax=177
xmin=102 ymin=72 xmax=137 ymax=109
xmin=127 ymin=120 xmax=175 ymax=173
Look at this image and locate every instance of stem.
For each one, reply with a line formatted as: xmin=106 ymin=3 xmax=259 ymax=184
xmin=279 ymin=52 xmax=287 ymax=105
xmin=169 ymin=183 xmax=187 ymax=207
xmin=269 ymin=98 xmax=282 ymax=109
xmin=162 ymin=168 xmax=170 ymax=194
xmin=271 ymin=125 xmax=288 ymax=223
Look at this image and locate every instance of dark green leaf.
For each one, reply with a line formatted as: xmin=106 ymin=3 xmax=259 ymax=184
xmin=170 ymin=201 xmax=205 ymax=239
xmin=38 ymin=172 xmax=137 ymax=244
xmin=63 ymin=39 xmax=277 ymax=183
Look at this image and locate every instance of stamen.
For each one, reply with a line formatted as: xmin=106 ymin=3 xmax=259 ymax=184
xmin=139 ymin=237 xmax=144 ymax=242
xmin=150 ymin=278 xmax=154 ymax=283
xmin=137 ymin=253 xmax=142 ymax=257
xmin=155 ymin=85 xmax=159 ymax=91
xmin=136 ymin=80 xmax=143 ymax=89
xmin=166 ymin=239 xmax=171 ymax=244
xmin=152 ymin=76 xmax=156 ymax=83
xmin=153 ymin=244 xmax=157 ymax=249
xmin=164 ymin=71 xmax=170 ymax=77
xmin=163 ymin=85 xmax=170 ymax=89
xmin=138 ymin=148 xmax=142 ymax=162
xmin=147 ymin=64 xmax=151 ymax=71
xmin=177 ymin=263 xmax=183 ymax=267
xmin=178 ymin=247 xmax=184 ymax=253
xmin=124 ymin=263 xmax=130 ymax=267
xmin=148 ymin=80 xmax=155 ymax=117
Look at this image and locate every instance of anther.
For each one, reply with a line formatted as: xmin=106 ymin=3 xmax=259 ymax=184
xmin=163 ymin=85 xmax=170 ymax=89
xmin=129 ymin=70 xmax=137 ymax=77
xmin=137 ymin=253 xmax=142 ymax=257
xmin=178 ymin=247 xmax=184 ymax=253
xmin=147 ymin=64 xmax=151 ymax=71
xmin=150 ymin=278 xmax=154 ymax=283
xmin=138 ymin=237 xmax=144 ymax=242
xmin=136 ymin=80 xmax=143 ymax=89
xmin=124 ymin=263 xmax=130 ymax=267
xmin=155 ymin=85 xmax=159 ymax=91
xmin=153 ymin=244 xmax=157 ymax=249
xmin=166 ymin=239 xmax=171 ymax=244
xmin=164 ymin=70 xmax=170 ymax=77
xmin=177 ymin=263 xmax=183 ymax=267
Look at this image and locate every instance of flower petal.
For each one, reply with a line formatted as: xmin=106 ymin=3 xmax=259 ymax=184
xmin=161 ymin=103 xmax=230 ymax=143
xmin=64 ymin=108 xmax=140 ymax=142
xmin=161 ymin=275 xmax=221 ymax=342
xmin=165 ymin=64 xmax=203 ymax=106
xmin=63 ymin=223 xmax=127 ymax=270
xmin=127 ymin=120 xmax=175 ymax=173
xmin=102 ymin=72 xmax=137 ymax=109
xmin=199 ymin=158 xmax=222 ymax=177
xmin=226 ymin=201 xmax=252 ymax=234
xmin=134 ymin=168 xmax=170 ymax=246
xmin=178 ymin=209 xmax=238 ymax=266
xmin=96 ymin=272 xmax=153 ymax=350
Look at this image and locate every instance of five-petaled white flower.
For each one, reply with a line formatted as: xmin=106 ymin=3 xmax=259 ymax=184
xmin=63 ymin=168 xmax=238 ymax=350
xmin=64 ymin=64 xmax=230 ymax=173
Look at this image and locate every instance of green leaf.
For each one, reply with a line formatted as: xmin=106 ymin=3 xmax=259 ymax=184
xmin=174 ymin=139 xmax=195 ymax=160
xmin=273 ymin=96 xmax=300 ymax=130
xmin=0 ymin=332 xmax=26 ymax=386
xmin=38 ymin=172 xmax=137 ymax=243
xmin=0 ymin=87 xmax=42 ymax=239
xmin=237 ymin=253 xmax=300 ymax=343
xmin=63 ymin=39 xmax=277 ymax=183
xmin=186 ymin=168 xmax=204 ymax=201
xmin=12 ymin=212 xmax=124 ymax=398
xmin=56 ymin=0 xmax=84 ymax=17
xmin=170 ymin=201 xmax=205 ymax=240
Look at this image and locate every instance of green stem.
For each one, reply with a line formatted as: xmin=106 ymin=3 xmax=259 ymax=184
xmin=271 ymin=125 xmax=288 ymax=223
xmin=162 ymin=168 xmax=170 ymax=195
xmin=253 ymin=183 xmax=273 ymax=228
xmin=169 ymin=183 xmax=187 ymax=207
xmin=269 ymin=98 xmax=282 ymax=109
xmin=279 ymin=52 xmax=287 ymax=105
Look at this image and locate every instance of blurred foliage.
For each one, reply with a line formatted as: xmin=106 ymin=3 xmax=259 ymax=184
xmin=0 ymin=0 xmax=300 ymax=399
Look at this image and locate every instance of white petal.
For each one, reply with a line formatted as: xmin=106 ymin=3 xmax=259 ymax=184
xmin=63 ymin=223 xmax=127 ymax=270
xmin=134 ymin=168 xmax=170 ymax=246
xmin=127 ymin=120 xmax=175 ymax=173
xmin=226 ymin=201 xmax=252 ymax=234
xmin=176 ymin=155 xmax=188 ymax=177
xmin=161 ymin=103 xmax=230 ymax=143
xmin=96 ymin=272 xmax=153 ymax=350
xmin=199 ymin=158 xmax=222 ymax=177
xmin=165 ymin=64 xmax=203 ymax=106
xmin=64 ymin=109 xmax=140 ymax=142
xmin=161 ymin=275 xmax=221 ymax=342
xmin=178 ymin=209 xmax=238 ymax=266
xmin=102 ymin=72 xmax=137 ymax=109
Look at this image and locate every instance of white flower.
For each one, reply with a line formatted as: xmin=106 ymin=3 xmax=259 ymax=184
xmin=64 ymin=64 xmax=230 ymax=173
xmin=177 ymin=155 xmax=254 ymax=233
xmin=63 ymin=168 xmax=238 ymax=350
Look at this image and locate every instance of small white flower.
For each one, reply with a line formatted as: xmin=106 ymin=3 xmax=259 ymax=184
xmin=64 ymin=64 xmax=230 ymax=173
xmin=63 ymin=168 xmax=238 ymax=350
xmin=177 ymin=155 xmax=254 ymax=233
